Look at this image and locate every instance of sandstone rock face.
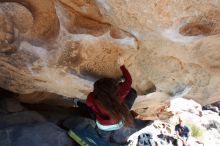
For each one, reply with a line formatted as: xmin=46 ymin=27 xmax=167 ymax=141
xmin=0 ymin=0 xmax=220 ymax=119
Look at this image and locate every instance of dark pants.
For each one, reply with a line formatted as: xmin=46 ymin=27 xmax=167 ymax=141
xmin=96 ymin=124 xmax=137 ymax=145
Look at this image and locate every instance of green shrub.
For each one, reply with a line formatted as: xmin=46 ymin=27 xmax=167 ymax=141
xmin=187 ymin=122 xmax=203 ymax=138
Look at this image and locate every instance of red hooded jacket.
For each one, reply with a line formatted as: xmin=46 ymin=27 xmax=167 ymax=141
xmin=86 ymin=65 xmax=132 ymax=125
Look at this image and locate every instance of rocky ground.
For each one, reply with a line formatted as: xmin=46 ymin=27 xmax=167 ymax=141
xmin=128 ymin=98 xmax=220 ymax=146
xmin=1 ymin=87 xmax=220 ymax=146
xmin=1 ymin=0 xmax=220 ymax=119
xmin=0 ymin=88 xmax=76 ymax=146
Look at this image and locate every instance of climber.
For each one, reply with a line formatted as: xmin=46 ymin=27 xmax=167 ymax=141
xmin=175 ymin=117 xmax=191 ymax=146
xmin=73 ymin=57 xmax=139 ymax=145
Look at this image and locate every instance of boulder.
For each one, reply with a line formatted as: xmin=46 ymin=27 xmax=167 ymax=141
xmin=0 ymin=122 xmax=74 ymax=146
xmin=169 ymin=97 xmax=203 ymax=116
xmin=203 ymin=104 xmax=220 ymax=113
xmin=0 ymin=97 xmax=25 ymax=113
xmin=0 ymin=0 xmax=220 ymax=119
xmin=0 ymin=111 xmax=47 ymax=128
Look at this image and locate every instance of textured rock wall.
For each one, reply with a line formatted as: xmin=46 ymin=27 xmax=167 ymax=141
xmin=0 ymin=0 xmax=220 ymax=119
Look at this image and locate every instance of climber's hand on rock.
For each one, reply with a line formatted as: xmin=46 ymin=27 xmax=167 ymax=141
xmin=117 ymin=56 xmax=124 ymax=66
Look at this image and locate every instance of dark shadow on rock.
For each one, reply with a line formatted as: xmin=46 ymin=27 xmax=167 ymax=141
xmin=134 ymin=119 xmax=154 ymax=130
xmin=22 ymin=103 xmax=75 ymax=125
xmin=0 ymin=111 xmax=47 ymax=128
xmin=0 ymin=122 xmax=74 ymax=146
xmin=0 ymin=97 xmax=25 ymax=113
xmin=0 ymin=88 xmax=22 ymax=113
xmin=62 ymin=116 xmax=96 ymax=130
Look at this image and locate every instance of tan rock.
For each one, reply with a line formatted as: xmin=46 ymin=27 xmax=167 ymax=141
xmin=0 ymin=0 xmax=220 ymax=119
xmin=132 ymin=92 xmax=172 ymax=120
xmin=180 ymin=9 xmax=220 ymax=36
xmin=0 ymin=0 xmax=60 ymax=44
